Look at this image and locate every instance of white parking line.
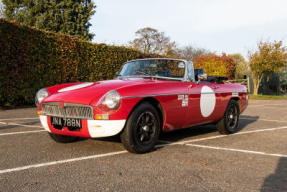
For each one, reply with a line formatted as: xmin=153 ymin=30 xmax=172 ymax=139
xmin=249 ymin=104 xmax=287 ymax=107
xmin=185 ymin=143 xmax=287 ymax=158
xmin=235 ymin=126 xmax=287 ymax=135
xmin=159 ymin=126 xmax=287 ymax=145
xmin=241 ymin=117 xmax=287 ymax=123
xmin=0 ymin=130 xmax=46 ymax=136
xmin=1 ymin=125 xmax=287 ymax=174
xmin=0 ymin=117 xmax=38 ymax=121
xmin=0 ymin=122 xmax=43 ymax=128
xmin=0 ymin=137 xmax=285 ymax=175
xmin=0 ymin=150 xmax=127 ymax=174
xmin=0 ymin=143 xmax=172 ymax=174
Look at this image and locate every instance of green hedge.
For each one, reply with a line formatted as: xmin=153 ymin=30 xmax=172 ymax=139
xmin=0 ymin=19 xmax=160 ymax=106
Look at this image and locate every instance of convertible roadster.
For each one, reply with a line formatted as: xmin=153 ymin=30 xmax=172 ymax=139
xmin=36 ymin=58 xmax=248 ymax=153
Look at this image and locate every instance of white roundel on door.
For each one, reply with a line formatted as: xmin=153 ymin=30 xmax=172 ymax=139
xmin=200 ymin=86 xmax=216 ymax=117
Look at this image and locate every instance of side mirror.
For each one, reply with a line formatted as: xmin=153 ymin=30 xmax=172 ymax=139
xmin=198 ymin=73 xmax=207 ymax=81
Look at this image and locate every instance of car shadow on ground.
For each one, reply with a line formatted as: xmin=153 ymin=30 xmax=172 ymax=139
xmin=159 ymin=115 xmax=259 ymax=143
xmin=94 ymin=115 xmax=259 ymax=146
xmin=261 ymin=157 xmax=287 ymax=192
xmin=239 ymin=115 xmax=260 ymax=130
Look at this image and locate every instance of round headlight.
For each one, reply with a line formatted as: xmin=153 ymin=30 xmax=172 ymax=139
xmin=35 ymin=88 xmax=49 ymax=106
xmin=103 ymin=90 xmax=121 ymax=109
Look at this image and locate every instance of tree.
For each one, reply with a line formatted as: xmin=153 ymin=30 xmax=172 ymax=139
xmin=249 ymin=41 xmax=287 ymax=95
xmin=2 ymin=0 xmax=96 ymax=40
xmin=194 ymin=53 xmax=236 ymax=79
xmin=279 ymin=68 xmax=287 ymax=94
xmin=175 ymin=45 xmax=213 ymax=60
xmin=229 ymin=53 xmax=249 ymax=79
xmin=129 ymin=27 xmax=176 ymax=55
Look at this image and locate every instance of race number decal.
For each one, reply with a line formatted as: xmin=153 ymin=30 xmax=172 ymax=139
xmin=200 ymin=86 xmax=216 ymax=117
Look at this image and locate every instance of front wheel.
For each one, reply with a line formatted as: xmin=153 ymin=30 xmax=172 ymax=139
xmin=48 ymin=133 xmax=79 ymax=143
xmin=216 ymin=99 xmax=240 ymax=134
xmin=120 ymin=102 xmax=161 ymax=153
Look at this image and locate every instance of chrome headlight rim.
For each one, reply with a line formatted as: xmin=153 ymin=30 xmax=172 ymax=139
xmin=35 ymin=88 xmax=49 ymax=106
xmin=103 ymin=90 xmax=121 ymax=109
xmin=97 ymin=90 xmax=121 ymax=110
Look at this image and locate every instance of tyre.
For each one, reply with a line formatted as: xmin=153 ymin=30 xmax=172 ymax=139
xmin=120 ymin=102 xmax=161 ymax=153
xmin=48 ymin=132 xmax=79 ymax=143
xmin=216 ymin=99 xmax=240 ymax=134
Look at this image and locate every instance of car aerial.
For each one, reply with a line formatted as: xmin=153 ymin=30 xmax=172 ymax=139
xmin=36 ymin=58 xmax=248 ymax=153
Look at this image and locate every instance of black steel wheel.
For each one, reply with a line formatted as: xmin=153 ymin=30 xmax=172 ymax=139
xmin=226 ymin=101 xmax=239 ymax=130
xmin=120 ymin=102 xmax=161 ymax=153
xmin=135 ymin=111 xmax=157 ymax=145
xmin=216 ymin=99 xmax=240 ymax=134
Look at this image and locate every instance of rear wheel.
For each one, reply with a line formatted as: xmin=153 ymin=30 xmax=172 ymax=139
xmin=48 ymin=133 xmax=79 ymax=143
xmin=120 ymin=102 xmax=160 ymax=153
xmin=216 ymin=99 xmax=240 ymax=134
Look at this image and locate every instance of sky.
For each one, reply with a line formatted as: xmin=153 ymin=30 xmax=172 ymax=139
xmin=90 ymin=0 xmax=287 ymax=58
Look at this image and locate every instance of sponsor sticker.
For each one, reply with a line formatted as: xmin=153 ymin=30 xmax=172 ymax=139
xmin=178 ymin=95 xmax=184 ymax=100
xmin=178 ymin=94 xmax=188 ymax=107
xmin=232 ymin=92 xmax=239 ymax=96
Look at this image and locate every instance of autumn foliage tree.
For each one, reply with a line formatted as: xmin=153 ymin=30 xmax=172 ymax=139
xmin=249 ymin=41 xmax=287 ymax=95
xmin=229 ymin=53 xmax=249 ymax=79
xmin=194 ymin=54 xmax=236 ymax=79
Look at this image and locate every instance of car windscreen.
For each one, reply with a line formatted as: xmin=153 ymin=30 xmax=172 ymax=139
xmin=118 ymin=59 xmax=185 ymax=78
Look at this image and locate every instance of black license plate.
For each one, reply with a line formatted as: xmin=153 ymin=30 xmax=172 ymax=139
xmin=51 ymin=117 xmax=82 ymax=129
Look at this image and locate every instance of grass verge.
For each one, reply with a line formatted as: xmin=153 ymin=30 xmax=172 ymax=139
xmin=249 ymin=94 xmax=287 ymax=100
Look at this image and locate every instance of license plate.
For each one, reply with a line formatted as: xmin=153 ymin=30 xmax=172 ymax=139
xmin=51 ymin=117 xmax=82 ymax=129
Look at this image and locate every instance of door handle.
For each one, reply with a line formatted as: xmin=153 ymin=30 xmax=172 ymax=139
xmin=212 ymin=86 xmax=220 ymax=89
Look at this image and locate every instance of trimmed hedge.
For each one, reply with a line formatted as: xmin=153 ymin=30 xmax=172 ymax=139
xmin=0 ymin=19 xmax=160 ymax=106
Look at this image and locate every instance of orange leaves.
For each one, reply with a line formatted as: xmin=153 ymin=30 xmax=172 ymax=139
xmin=194 ymin=54 xmax=236 ymax=79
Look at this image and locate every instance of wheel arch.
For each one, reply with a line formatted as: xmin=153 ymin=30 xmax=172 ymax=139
xmin=127 ymin=97 xmax=165 ymax=131
xmin=230 ymin=97 xmax=240 ymax=101
xmin=230 ymin=97 xmax=240 ymax=110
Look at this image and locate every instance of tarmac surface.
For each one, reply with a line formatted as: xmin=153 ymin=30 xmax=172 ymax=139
xmin=0 ymin=100 xmax=287 ymax=191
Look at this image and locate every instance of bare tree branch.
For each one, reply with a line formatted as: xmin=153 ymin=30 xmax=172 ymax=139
xmin=129 ymin=27 xmax=176 ymax=55
xmin=174 ymin=45 xmax=213 ymax=60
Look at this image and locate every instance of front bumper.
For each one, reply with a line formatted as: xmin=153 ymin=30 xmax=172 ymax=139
xmin=39 ymin=115 xmax=126 ymax=138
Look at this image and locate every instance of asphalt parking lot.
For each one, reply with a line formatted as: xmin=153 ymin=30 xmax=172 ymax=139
xmin=0 ymin=100 xmax=287 ymax=192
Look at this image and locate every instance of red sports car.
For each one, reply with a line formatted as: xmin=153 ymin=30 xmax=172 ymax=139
xmin=36 ymin=58 xmax=248 ymax=153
